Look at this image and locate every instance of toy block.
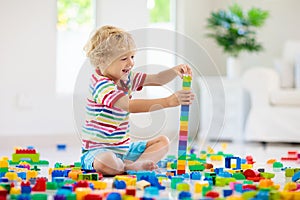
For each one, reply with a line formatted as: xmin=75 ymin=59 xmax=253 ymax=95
xmin=26 ymin=170 xmax=38 ymax=181
xmin=32 ymin=177 xmax=46 ymax=192
xmin=89 ymin=181 xmax=107 ymax=190
xmin=136 ymin=180 xmax=150 ymax=190
xmin=176 ymin=183 xmax=190 ymax=192
xmin=75 ymin=187 xmax=92 ymax=200
xmin=12 ymin=153 xmax=40 ymax=163
xmin=285 ymin=168 xmax=295 ymax=177
xmin=84 ymin=193 xmax=102 ymax=200
xmin=78 ymin=174 xmax=92 ymax=181
xmin=171 ymin=176 xmax=184 ymax=189
xmin=125 ymin=186 xmax=136 ymax=196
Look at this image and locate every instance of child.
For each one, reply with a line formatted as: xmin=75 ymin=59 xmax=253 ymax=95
xmin=81 ymin=25 xmax=194 ymax=175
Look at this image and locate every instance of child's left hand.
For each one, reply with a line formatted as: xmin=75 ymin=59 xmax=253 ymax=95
xmin=172 ymin=64 xmax=193 ymax=79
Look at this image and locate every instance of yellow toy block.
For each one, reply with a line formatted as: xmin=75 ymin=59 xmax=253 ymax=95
xmin=210 ymin=155 xmax=223 ymax=161
xmin=68 ymin=170 xmax=82 ymax=180
xmin=194 ymin=181 xmax=209 ymax=193
xmin=10 ymin=187 xmax=21 ymax=195
xmin=180 ymin=121 xmax=188 ymax=126
xmin=26 ymin=170 xmax=38 ymax=181
xmin=89 ymin=181 xmax=107 ymax=190
xmin=178 ymin=160 xmax=186 ymax=165
xmin=207 ymin=146 xmax=214 ymax=154
xmin=241 ymin=164 xmax=253 ymax=170
xmin=284 ymin=182 xmax=297 ymax=191
xmin=167 ymin=162 xmax=172 ymax=170
xmin=114 ymin=175 xmax=136 ymax=186
xmin=5 ymin=172 xmax=18 ymax=181
xmin=0 ymin=159 xmax=8 ymax=168
xmin=75 ymin=187 xmax=92 ymax=200
xmin=177 ymin=165 xmax=185 ymax=170
xmin=226 ymin=195 xmax=243 ymax=200
xmin=280 ymin=191 xmax=294 ymax=200
xmin=188 ymin=160 xmax=195 ymax=166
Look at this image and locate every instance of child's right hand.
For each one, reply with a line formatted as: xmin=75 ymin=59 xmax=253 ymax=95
xmin=167 ymin=90 xmax=195 ymax=107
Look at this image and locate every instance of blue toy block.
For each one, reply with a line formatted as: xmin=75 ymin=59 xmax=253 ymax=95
xmin=21 ymin=186 xmax=31 ymax=194
xmin=256 ymin=190 xmax=269 ymax=200
xmin=17 ymin=194 xmax=31 ymax=200
xmin=218 ymin=171 xmax=232 ymax=178
xmin=53 ymin=177 xmax=65 ymax=184
xmin=52 ymin=170 xmax=64 ymax=179
xmin=223 ymin=189 xmax=233 ymax=197
xmin=18 ymin=172 xmax=27 ymax=180
xmin=292 ymin=170 xmax=300 ymax=182
xmin=113 ymin=180 xmax=126 ymax=189
xmin=136 ymin=171 xmax=156 ymax=181
xmin=144 ymin=186 xmax=159 ymax=197
xmin=61 ymin=185 xmax=73 ymax=192
xmin=106 ymin=192 xmax=121 ymax=200
xmin=0 ymin=177 xmax=9 ymax=183
xmin=225 ymin=156 xmax=241 ymax=170
xmin=182 ymin=173 xmax=190 ymax=179
xmin=234 ymin=183 xmax=243 ymax=193
xmin=57 ymin=144 xmax=67 ymax=151
xmin=190 ymin=171 xmax=201 ymax=180
xmin=178 ymin=191 xmax=192 ymax=200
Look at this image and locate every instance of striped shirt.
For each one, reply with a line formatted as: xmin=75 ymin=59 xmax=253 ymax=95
xmin=82 ymin=69 xmax=146 ymax=154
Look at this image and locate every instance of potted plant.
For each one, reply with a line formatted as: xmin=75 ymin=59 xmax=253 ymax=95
xmin=206 ymin=4 xmax=269 ymax=78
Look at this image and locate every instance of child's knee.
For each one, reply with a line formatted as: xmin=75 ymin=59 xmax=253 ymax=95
xmin=159 ymin=135 xmax=170 ymax=146
xmin=93 ymin=151 xmax=124 ymax=173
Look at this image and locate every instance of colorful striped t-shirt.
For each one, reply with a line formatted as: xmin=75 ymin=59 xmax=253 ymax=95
xmin=81 ymin=69 xmax=146 ymax=155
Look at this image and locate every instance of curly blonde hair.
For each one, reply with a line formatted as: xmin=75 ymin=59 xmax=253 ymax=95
xmin=83 ymin=25 xmax=136 ymax=69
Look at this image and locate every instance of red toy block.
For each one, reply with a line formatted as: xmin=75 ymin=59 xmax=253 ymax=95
xmin=32 ymin=177 xmax=47 ymax=192
xmin=246 ymin=155 xmax=255 ymax=164
xmin=74 ymin=180 xmax=89 ymax=191
xmin=247 ymin=176 xmax=262 ymax=182
xmin=84 ymin=194 xmax=102 ymax=200
xmin=21 ymin=181 xmax=31 ymax=187
xmin=243 ymin=184 xmax=257 ymax=190
xmin=205 ymin=191 xmax=219 ymax=198
xmin=243 ymin=169 xmax=259 ymax=178
xmin=281 ymin=157 xmax=298 ymax=161
xmin=125 ymin=187 xmax=136 ymax=196
xmin=16 ymin=149 xmax=36 ymax=154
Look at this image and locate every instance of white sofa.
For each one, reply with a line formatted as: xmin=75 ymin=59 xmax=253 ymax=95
xmin=242 ymin=67 xmax=300 ymax=143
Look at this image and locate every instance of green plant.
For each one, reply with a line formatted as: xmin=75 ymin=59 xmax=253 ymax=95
xmin=206 ymin=4 xmax=269 ymax=57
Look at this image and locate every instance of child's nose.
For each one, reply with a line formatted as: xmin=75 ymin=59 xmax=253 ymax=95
xmin=128 ymin=58 xmax=134 ymax=66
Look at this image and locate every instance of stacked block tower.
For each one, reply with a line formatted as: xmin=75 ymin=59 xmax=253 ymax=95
xmin=177 ymin=75 xmax=191 ymax=175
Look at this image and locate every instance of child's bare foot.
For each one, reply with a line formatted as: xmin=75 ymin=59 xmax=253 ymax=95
xmin=125 ymin=160 xmax=158 ymax=171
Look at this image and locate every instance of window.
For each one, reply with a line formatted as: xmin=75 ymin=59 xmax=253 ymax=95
xmin=146 ymin=0 xmax=178 ymax=97
xmin=56 ymin=0 xmax=95 ymax=94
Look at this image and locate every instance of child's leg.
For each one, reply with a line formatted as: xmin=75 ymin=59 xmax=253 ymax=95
xmin=135 ymin=135 xmax=170 ymax=163
xmin=93 ymin=151 xmax=125 ymax=175
xmin=124 ymin=135 xmax=169 ymax=171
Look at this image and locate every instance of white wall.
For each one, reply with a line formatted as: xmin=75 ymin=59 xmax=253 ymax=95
xmin=0 ymin=0 xmax=76 ymax=136
xmin=176 ymin=0 xmax=300 ymax=75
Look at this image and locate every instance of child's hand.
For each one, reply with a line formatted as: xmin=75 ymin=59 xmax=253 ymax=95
xmin=173 ymin=64 xmax=193 ymax=79
xmin=167 ymin=90 xmax=195 ymax=107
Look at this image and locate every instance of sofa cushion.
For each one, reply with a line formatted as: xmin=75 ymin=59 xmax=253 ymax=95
xmin=274 ymin=59 xmax=294 ymax=88
xmin=270 ymin=90 xmax=300 ymax=106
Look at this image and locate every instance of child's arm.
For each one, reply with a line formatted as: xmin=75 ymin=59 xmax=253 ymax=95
xmin=143 ymin=64 xmax=192 ymax=86
xmin=114 ymin=90 xmax=194 ymax=113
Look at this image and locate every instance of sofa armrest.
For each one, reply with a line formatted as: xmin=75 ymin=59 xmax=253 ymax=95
xmin=242 ymin=67 xmax=280 ymax=107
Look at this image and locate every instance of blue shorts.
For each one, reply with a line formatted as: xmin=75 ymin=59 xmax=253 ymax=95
xmin=81 ymin=141 xmax=147 ymax=170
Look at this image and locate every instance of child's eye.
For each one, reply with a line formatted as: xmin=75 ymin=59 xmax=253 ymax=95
xmin=131 ymin=56 xmax=135 ymax=59
xmin=121 ymin=57 xmax=127 ymax=61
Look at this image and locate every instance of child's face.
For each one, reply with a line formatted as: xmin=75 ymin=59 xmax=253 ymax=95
xmin=103 ymin=51 xmax=135 ymax=82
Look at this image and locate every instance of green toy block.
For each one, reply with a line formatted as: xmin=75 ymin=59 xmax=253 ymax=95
xmin=0 ymin=167 xmax=8 ymax=173
xmin=233 ymin=173 xmax=246 ymax=180
xmin=176 ymin=183 xmax=190 ymax=191
xmin=171 ymin=176 xmax=184 ymax=189
xmin=202 ymin=185 xmax=212 ymax=196
xmin=74 ymin=162 xmax=81 ymax=167
xmin=242 ymin=191 xmax=258 ymax=200
xmin=171 ymin=162 xmax=177 ymax=169
xmin=243 ymin=180 xmax=254 ymax=185
xmin=272 ymin=162 xmax=283 ymax=168
xmin=260 ymin=172 xmax=275 ymax=179
xmin=269 ymin=190 xmax=280 ymax=200
xmin=46 ymin=182 xmax=58 ymax=190
xmin=31 ymin=193 xmax=48 ymax=200
xmin=189 ymin=164 xmax=205 ymax=171
xmin=204 ymin=172 xmax=216 ymax=178
xmin=9 ymin=160 xmax=49 ymax=166
xmin=78 ymin=174 xmax=92 ymax=180
xmin=285 ymin=168 xmax=295 ymax=177
xmin=66 ymin=193 xmax=76 ymax=200
xmin=215 ymin=177 xmax=226 ymax=187
xmin=12 ymin=153 xmax=40 ymax=162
